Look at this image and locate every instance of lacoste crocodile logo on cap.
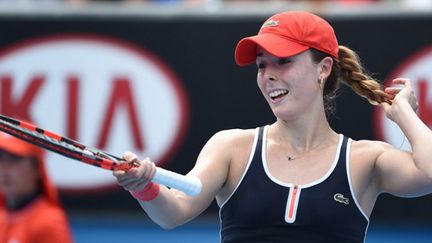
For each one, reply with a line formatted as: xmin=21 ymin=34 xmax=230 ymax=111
xmin=261 ymin=19 xmax=279 ymax=28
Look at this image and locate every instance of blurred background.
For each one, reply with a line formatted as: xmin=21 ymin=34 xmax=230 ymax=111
xmin=0 ymin=0 xmax=432 ymax=242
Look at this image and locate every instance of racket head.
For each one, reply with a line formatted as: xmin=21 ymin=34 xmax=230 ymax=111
xmin=0 ymin=115 xmax=138 ymax=171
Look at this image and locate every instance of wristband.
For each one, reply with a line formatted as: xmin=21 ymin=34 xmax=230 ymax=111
xmin=130 ymin=182 xmax=160 ymax=202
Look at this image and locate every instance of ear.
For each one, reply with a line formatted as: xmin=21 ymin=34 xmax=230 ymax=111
xmin=318 ymin=56 xmax=333 ymax=80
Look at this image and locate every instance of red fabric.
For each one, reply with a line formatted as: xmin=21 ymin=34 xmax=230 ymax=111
xmin=0 ymin=133 xmax=71 ymax=242
xmin=235 ymin=11 xmax=339 ymax=66
xmin=130 ymin=182 xmax=160 ymax=201
xmin=0 ymin=133 xmax=59 ymax=207
xmin=0 ymin=196 xmax=73 ymax=243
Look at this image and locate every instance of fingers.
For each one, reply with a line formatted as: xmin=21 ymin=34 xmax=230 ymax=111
xmin=384 ymin=87 xmax=401 ymax=100
xmin=391 ymin=77 xmax=411 ymax=86
xmin=143 ymin=158 xmax=157 ymax=181
xmin=123 ymin=151 xmax=140 ymax=165
xmin=385 ymin=78 xmax=408 ymax=93
xmin=387 ymin=78 xmax=411 ymax=91
xmin=382 ymin=78 xmax=419 ymax=119
xmin=112 ymin=152 xmax=157 ymax=191
xmin=113 ymin=170 xmax=125 ymax=177
xmin=384 ymin=87 xmax=402 ymax=94
xmin=385 ymin=78 xmax=414 ymax=99
xmin=391 ymin=78 xmax=417 ymax=111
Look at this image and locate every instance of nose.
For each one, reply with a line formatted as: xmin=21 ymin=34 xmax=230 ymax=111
xmin=263 ymin=68 xmax=278 ymax=82
xmin=267 ymin=75 xmax=276 ymax=81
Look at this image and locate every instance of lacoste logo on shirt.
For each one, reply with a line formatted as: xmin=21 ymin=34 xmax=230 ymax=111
xmin=334 ymin=193 xmax=349 ymax=205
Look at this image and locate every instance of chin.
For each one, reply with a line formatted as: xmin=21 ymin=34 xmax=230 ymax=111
xmin=270 ymin=106 xmax=294 ymax=118
xmin=273 ymin=112 xmax=297 ymax=122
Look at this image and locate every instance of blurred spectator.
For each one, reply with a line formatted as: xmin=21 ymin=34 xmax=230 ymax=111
xmin=0 ymin=133 xmax=73 ymax=243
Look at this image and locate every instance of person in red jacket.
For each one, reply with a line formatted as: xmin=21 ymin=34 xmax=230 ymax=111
xmin=0 ymin=133 xmax=73 ymax=243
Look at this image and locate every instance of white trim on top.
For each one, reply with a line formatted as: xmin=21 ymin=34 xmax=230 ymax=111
xmin=262 ymin=125 xmax=343 ymax=189
xmin=219 ymin=127 xmax=260 ymax=209
xmin=345 ymin=138 xmax=370 ymax=223
xmin=218 ymin=127 xmax=261 ymax=243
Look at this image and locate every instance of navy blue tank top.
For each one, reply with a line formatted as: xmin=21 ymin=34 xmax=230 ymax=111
xmin=220 ymin=126 xmax=369 ymax=243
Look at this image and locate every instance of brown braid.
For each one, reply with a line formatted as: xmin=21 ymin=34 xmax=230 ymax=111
xmin=337 ymin=46 xmax=391 ymax=105
xmin=310 ymin=47 xmax=390 ymax=119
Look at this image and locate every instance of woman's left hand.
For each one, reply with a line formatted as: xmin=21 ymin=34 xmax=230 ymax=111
xmin=381 ymin=78 xmax=418 ymax=122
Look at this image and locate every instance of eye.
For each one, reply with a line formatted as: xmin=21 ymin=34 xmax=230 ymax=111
xmin=257 ymin=62 xmax=266 ymax=69
xmin=278 ymin=58 xmax=292 ymax=65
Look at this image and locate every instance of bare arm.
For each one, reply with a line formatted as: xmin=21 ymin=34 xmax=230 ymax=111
xmin=113 ymin=130 xmax=238 ymax=229
xmin=375 ymin=78 xmax=432 ymax=197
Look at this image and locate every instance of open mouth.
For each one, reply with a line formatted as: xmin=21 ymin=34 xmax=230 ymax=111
xmin=269 ymin=89 xmax=289 ymax=101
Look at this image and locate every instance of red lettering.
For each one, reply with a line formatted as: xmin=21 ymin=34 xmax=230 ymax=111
xmin=97 ymin=78 xmax=145 ymax=150
xmin=417 ymin=78 xmax=432 ymax=126
xmin=67 ymin=76 xmax=79 ymax=139
xmin=0 ymin=74 xmax=44 ymax=121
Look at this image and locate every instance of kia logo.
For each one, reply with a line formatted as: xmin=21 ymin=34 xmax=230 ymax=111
xmin=0 ymin=34 xmax=189 ymax=192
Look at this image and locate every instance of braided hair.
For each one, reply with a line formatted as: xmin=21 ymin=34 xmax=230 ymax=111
xmin=310 ymin=46 xmax=391 ymax=118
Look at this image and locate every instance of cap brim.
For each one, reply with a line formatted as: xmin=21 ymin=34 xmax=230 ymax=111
xmin=0 ymin=133 xmax=43 ymax=158
xmin=235 ymin=33 xmax=309 ymax=66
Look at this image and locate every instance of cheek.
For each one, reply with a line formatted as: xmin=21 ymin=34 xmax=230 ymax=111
xmin=291 ymin=69 xmax=319 ymax=91
xmin=256 ymin=74 xmax=266 ymax=93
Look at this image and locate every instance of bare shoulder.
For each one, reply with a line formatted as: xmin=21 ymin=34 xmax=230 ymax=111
xmin=197 ymin=128 xmax=257 ymax=164
xmin=213 ymin=128 xmax=256 ymax=139
xmin=350 ymin=139 xmax=393 ymax=163
xmin=351 ymin=138 xmax=393 ymax=151
xmin=346 ymin=139 xmax=397 ymax=216
xmin=194 ymin=128 xmax=258 ymax=200
xmin=209 ymin=128 xmax=257 ymax=148
xmin=210 ymin=128 xmax=258 ymax=203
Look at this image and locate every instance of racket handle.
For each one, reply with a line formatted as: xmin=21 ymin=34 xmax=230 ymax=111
xmin=152 ymin=168 xmax=202 ymax=196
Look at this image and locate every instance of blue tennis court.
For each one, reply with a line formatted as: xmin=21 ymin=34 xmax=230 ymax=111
xmin=70 ymin=215 xmax=432 ymax=243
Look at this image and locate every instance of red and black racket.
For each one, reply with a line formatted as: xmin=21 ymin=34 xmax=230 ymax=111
xmin=0 ymin=114 xmax=201 ymax=196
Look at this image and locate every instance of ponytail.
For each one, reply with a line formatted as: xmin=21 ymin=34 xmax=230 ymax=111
xmin=337 ymin=46 xmax=390 ymax=105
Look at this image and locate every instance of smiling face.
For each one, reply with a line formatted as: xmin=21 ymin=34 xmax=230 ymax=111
xmin=255 ymin=48 xmax=326 ymax=121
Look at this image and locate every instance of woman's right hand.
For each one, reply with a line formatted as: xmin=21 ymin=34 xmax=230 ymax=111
xmin=382 ymin=78 xmax=418 ymax=122
xmin=113 ymin=152 xmax=157 ymax=191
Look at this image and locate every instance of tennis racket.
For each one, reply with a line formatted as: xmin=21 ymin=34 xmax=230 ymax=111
xmin=0 ymin=114 xmax=201 ymax=196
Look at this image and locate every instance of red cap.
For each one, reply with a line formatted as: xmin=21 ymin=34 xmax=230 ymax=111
xmin=0 ymin=132 xmax=59 ymax=207
xmin=0 ymin=133 xmax=44 ymax=162
xmin=235 ymin=11 xmax=339 ymax=66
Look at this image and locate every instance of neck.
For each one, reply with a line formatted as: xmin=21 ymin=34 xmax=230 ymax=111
xmin=270 ymin=112 xmax=336 ymax=153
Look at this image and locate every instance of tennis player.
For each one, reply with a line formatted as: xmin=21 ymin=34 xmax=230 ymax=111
xmin=0 ymin=133 xmax=73 ymax=243
xmin=114 ymin=11 xmax=430 ymax=242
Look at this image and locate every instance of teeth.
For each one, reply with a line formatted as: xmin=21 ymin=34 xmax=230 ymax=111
xmin=269 ymin=89 xmax=288 ymax=98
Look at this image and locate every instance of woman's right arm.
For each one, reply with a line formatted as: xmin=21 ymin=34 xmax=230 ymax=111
xmin=113 ymin=130 xmax=235 ymax=229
